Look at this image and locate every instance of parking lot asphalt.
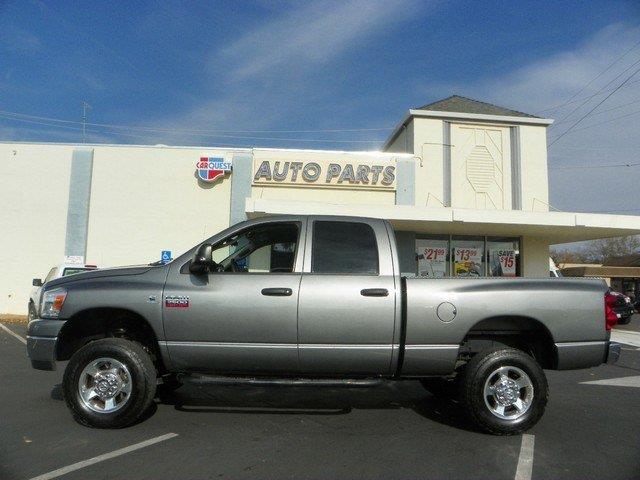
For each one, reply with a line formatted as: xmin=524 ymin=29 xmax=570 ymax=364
xmin=1 ymin=322 xmax=639 ymax=480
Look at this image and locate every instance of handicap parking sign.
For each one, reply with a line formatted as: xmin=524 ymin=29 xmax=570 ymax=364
xmin=161 ymin=250 xmax=172 ymax=263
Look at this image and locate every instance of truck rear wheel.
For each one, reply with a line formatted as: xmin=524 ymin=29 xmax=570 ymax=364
xmin=459 ymin=348 xmax=548 ymax=435
xmin=63 ymin=338 xmax=157 ymax=428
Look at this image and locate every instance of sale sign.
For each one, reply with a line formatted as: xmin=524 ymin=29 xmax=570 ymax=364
xmin=454 ymin=247 xmax=483 ymax=277
xmin=416 ymin=240 xmax=447 ymax=278
xmin=490 ymin=250 xmax=516 ymax=277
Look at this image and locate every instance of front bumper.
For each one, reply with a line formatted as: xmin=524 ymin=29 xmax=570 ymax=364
xmin=26 ymin=318 xmax=66 ymax=371
xmin=605 ymin=341 xmax=621 ymax=365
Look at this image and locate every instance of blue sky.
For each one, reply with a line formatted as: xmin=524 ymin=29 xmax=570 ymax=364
xmin=1 ymin=0 xmax=639 ymax=215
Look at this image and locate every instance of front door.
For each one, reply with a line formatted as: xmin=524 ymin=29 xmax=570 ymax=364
xmin=163 ymin=220 xmax=305 ymax=374
xmin=297 ymin=219 xmax=397 ymax=375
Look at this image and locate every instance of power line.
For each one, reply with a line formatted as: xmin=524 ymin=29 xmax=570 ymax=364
xmin=563 ymin=107 xmax=640 ymax=134
xmin=551 ymin=97 xmax=640 ymax=127
xmin=549 ymin=39 xmax=640 ymax=125
xmin=549 ymin=162 xmax=640 ymax=170
xmin=536 ymin=77 xmax=640 ymax=113
xmin=0 ymin=113 xmax=386 ymax=145
xmin=548 ymin=63 xmax=640 ymax=147
xmin=551 ymin=144 xmax=640 ymax=150
xmin=550 ymin=54 xmax=640 ymax=128
xmin=0 ymin=109 xmax=392 ymax=134
xmin=585 ymin=208 xmax=640 ymax=213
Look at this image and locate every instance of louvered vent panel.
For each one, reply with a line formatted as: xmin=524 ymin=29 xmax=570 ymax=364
xmin=466 ymin=146 xmax=494 ymax=192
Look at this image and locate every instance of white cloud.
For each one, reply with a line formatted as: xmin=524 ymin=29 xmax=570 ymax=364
xmin=216 ymin=0 xmax=421 ymax=79
xmin=0 ymin=26 xmax=42 ymax=55
xmin=145 ymin=0 xmax=426 ymax=146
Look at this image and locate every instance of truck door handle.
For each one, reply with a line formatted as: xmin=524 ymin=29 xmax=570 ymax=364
xmin=360 ymin=288 xmax=389 ymax=297
xmin=261 ymin=288 xmax=293 ymax=297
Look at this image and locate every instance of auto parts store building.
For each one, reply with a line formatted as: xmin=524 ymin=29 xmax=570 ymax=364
xmin=3 ymin=95 xmax=640 ymax=315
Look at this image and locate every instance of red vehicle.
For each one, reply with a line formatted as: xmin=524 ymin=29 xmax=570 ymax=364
xmin=607 ymin=289 xmax=635 ymax=325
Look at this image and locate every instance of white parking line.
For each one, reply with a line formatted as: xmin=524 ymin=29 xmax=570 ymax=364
xmin=611 ymin=330 xmax=640 ymax=347
xmin=581 ymin=375 xmax=640 ymax=388
xmin=515 ymin=434 xmax=535 ymax=480
xmin=28 ymin=433 xmax=179 ymax=480
xmin=0 ymin=323 xmax=27 ymax=345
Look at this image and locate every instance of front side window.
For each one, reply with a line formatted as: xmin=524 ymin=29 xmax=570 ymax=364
xmin=312 ymin=221 xmax=378 ymax=275
xmin=210 ymin=223 xmax=299 ymax=273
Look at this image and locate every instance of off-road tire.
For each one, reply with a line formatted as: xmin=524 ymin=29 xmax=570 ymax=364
xmin=459 ymin=348 xmax=548 ymax=435
xmin=63 ymin=338 xmax=157 ymax=428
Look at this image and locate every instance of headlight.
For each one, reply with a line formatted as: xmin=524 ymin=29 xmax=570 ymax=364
xmin=40 ymin=288 xmax=67 ymax=318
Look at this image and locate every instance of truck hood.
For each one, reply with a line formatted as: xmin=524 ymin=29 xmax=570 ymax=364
xmin=45 ymin=265 xmax=155 ymax=288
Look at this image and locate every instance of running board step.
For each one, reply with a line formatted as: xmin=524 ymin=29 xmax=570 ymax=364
xmin=179 ymin=374 xmax=384 ymax=388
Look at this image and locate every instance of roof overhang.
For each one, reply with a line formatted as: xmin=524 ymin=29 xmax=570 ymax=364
xmin=245 ymin=198 xmax=640 ymax=244
xmin=382 ymin=109 xmax=554 ymax=151
xmin=562 ymin=266 xmax=640 ymax=278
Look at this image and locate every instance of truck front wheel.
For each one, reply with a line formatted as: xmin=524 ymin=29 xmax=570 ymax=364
xmin=62 ymin=338 xmax=157 ymax=428
xmin=459 ymin=348 xmax=548 ymax=435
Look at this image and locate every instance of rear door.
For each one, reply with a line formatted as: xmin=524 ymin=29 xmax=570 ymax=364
xmin=297 ymin=218 xmax=397 ymax=375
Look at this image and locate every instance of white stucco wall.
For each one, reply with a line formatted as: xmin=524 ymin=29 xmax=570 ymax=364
xmin=412 ymin=117 xmax=446 ymax=207
xmin=522 ymin=235 xmax=550 ymax=277
xmin=0 ymin=144 xmax=74 ymax=314
xmin=519 ymin=125 xmax=549 ymax=212
xmin=86 ymin=146 xmax=234 ymax=268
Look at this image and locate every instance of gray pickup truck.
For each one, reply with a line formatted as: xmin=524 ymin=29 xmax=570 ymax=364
xmin=27 ymin=215 xmax=620 ymax=434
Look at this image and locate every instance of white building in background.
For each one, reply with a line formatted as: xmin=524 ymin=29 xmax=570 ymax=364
xmin=3 ymin=95 xmax=640 ymax=315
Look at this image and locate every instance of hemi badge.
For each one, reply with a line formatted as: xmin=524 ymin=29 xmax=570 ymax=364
xmin=165 ymin=295 xmax=190 ymax=308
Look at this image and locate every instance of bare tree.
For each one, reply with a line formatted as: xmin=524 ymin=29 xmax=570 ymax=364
xmin=550 ymin=248 xmax=590 ymax=266
xmin=551 ymin=235 xmax=640 ymax=265
xmin=583 ymin=235 xmax=640 ymax=263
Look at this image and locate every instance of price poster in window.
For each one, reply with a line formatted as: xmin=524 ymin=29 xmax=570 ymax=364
xmin=489 ymin=249 xmax=516 ymax=277
xmin=416 ymin=240 xmax=447 ymax=278
xmin=454 ymin=247 xmax=483 ymax=277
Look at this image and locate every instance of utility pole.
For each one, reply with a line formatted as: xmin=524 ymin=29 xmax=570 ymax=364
xmin=82 ymin=101 xmax=92 ymax=143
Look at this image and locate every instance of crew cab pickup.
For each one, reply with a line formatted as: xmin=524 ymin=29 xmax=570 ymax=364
xmin=27 ymin=215 xmax=621 ymax=434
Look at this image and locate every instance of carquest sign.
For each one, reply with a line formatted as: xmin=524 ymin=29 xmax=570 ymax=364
xmin=252 ymin=158 xmax=396 ymax=190
xmin=197 ymin=157 xmax=232 ymax=182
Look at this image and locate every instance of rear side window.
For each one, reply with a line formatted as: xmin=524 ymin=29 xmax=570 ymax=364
xmin=312 ymin=221 xmax=379 ymax=275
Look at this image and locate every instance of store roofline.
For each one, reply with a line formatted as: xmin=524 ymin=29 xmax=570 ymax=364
xmin=381 ymin=110 xmax=555 ymax=151
xmin=562 ymin=266 xmax=640 ymax=278
xmin=245 ymin=198 xmax=640 ymax=244
xmin=0 ymin=140 xmax=417 ymax=157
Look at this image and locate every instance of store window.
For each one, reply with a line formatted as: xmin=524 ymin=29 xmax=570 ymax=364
xmin=452 ymin=236 xmax=484 ymax=277
xmin=414 ymin=235 xmax=520 ymax=278
xmin=487 ymin=237 xmax=520 ymax=277
xmin=415 ymin=236 xmax=449 ymax=278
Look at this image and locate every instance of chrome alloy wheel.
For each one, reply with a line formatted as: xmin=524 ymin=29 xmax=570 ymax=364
xmin=78 ymin=357 xmax=132 ymax=413
xmin=483 ymin=366 xmax=534 ymax=420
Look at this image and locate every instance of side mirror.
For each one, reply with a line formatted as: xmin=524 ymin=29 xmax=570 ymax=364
xmin=32 ymin=278 xmax=43 ymax=287
xmin=189 ymin=244 xmax=216 ymax=274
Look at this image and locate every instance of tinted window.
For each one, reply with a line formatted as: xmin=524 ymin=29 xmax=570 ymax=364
xmin=62 ymin=268 xmax=92 ymax=277
xmin=312 ymin=221 xmax=379 ymax=275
